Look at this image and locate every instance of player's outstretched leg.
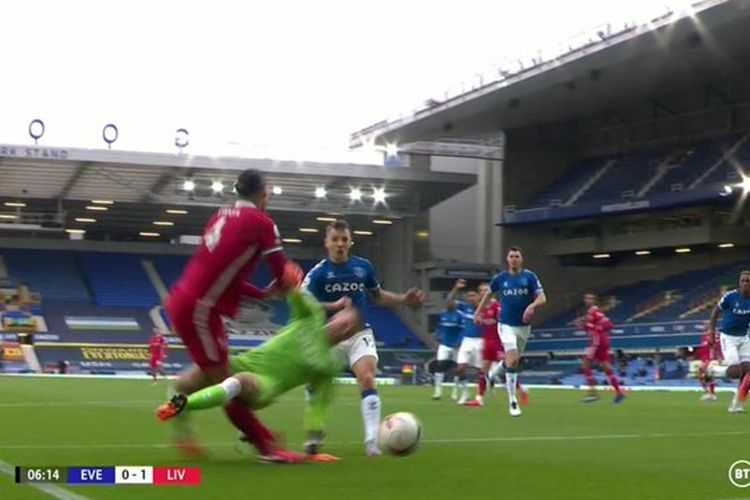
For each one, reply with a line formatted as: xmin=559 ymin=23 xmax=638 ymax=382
xmin=351 ymin=355 xmax=381 ymax=457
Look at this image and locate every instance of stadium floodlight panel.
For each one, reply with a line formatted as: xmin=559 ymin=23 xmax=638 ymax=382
xmin=349 ymin=188 xmax=363 ymax=201
xmin=372 ymin=187 xmax=387 ymax=204
xmin=272 ymin=186 xmax=283 ymax=195
xmin=139 ymin=231 xmax=160 ymax=237
xmin=0 ymin=214 xmax=18 ymax=220
xmin=282 ymin=238 xmax=302 ymax=243
xmin=211 ymin=181 xmax=224 ymax=193
xmin=314 ymin=187 xmax=327 ymax=199
xmin=91 ymin=199 xmax=114 ymax=205
xmin=85 ymin=205 xmax=108 ymax=211
xmin=75 ymin=218 xmax=97 ymax=223
xmin=385 ymin=143 xmax=399 ymax=157
xmin=675 ymin=247 xmax=691 ymax=254
xmin=353 ymin=230 xmax=373 ymax=236
xmin=635 ymin=250 xmax=651 ymax=256
xmin=316 ymin=216 xmax=336 ymax=222
xmin=65 ymin=229 xmax=86 ymax=234
xmin=153 ymin=221 xmax=175 ymax=226
xmin=4 ymin=202 xmax=26 ymax=208
xmin=372 ymin=219 xmax=393 ymax=225
xmin=166 ymin=209 xmax=188 ymax=215
xmin=592 ymin=253 xmax=610 ymax=259
xmin=183 ymin=180 xmax=196 ymax=191
xmin=719 ymin=243 xmax=735 ymax=248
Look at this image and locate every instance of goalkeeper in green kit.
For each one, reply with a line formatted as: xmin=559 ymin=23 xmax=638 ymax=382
xmin=157 ymin=289 xmax=358 ymax=463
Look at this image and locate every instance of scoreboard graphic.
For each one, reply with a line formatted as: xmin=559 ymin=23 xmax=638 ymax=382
xmin=16 ymin=466 xmax=201 ymax=486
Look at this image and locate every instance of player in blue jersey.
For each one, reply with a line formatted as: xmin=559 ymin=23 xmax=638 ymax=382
xmin=302 ymin=219 xmax=425 ymax=456
xmin=447 ymin=279 xmax=484 ymax=405
xmin=432 ymin=308 xmax=463 ymax=400
xmin=706 ymin=270 xmax=750 ymax=413
xmin=476 ymin=246 xmax=546 ymax=417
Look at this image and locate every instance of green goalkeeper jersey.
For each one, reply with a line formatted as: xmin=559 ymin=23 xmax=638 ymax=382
xmin=228 ymin=290 xmax=340 ymax=409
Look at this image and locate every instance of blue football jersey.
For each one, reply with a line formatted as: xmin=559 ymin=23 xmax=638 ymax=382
xmin=302 ymin=256 xmax=381 ymax=321
xmin=455 ymin=302 xmax=481 ymax=338
xmin=436 ymin=310 xmax=463 ymax=348
xmin=490 ymin=269 xmax=543 ymax=326
xmin=717 ymin=289 xmax=750 ymax=336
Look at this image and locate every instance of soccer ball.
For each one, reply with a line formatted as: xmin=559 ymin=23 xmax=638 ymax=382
xmin=378 ymin=412 xmax=422 ymax=456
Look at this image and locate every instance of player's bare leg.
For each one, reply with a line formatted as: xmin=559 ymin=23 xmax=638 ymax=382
xmin=465 ymin=359 xmax=489 ymax=407
xmin=706 ymin=361 xmax=749 ymax=412
xmin=601 ymin=360 xmax=626 ymax=403
xmin=351 ymin=355 xmax=382 ymax=457
xmin=581 ymin=356 xmax=599 ymax=403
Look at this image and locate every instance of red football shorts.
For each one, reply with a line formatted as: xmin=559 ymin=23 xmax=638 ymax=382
xmin=585 ymin=343 xmax=611 ymax=363
xmin=482 ymin=337 xmax=504 ymax=362
xmin=166 ymin=292 xmax=228 ymax=369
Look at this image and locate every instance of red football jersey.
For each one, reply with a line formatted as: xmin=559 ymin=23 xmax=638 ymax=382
xmin=585 ymin=306 xmax=612 ymax=345
xmin=171 ymin=201 xmax=284 ymax=317
xmin=149 ymin=335 xmax=166 ymax=359
xmin=479 ymin=300 xmax=501 ymax=342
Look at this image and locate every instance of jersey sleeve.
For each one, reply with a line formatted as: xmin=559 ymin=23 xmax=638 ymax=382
xmin=302 ymin=263 xmax=324 ymax=298
xmin=490 ymin=274 xmax=501 ymax=294
xmin=363 ymin=259 xmax=381 ymax=294
xmin=256 ymin=217 xmax=284 ymax=256
xmin=528 ymin=271 xmax=543 ymax=295
xmin=717 ymin=292 xmax=732 ymax=311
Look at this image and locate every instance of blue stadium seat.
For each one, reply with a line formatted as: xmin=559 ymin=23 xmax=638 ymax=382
xmin=1 ymin=249 xmax=92 ymax=304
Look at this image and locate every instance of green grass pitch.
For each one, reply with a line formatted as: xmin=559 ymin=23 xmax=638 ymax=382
xmin=0 ymin=377 xmax=748 ymax=500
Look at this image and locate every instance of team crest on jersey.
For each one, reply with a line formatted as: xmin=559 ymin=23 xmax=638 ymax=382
xmin=353 ymin=266 xmax=365 ymax=278
xmin=326 ymin=271 xmax=335 ymax=279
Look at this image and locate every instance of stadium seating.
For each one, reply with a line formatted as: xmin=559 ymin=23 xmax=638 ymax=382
xmin=533 ymin=261 xmax=747 ymax=352
xmin=0 ymin=249 xmax=91 ymax=304
xmin=521 ymin=134 xmax=750 ymax=210
xmin=0 ymin=249 xmax=423 ymax=348
xmin=79 ymin=252 xmax=161 ymax=308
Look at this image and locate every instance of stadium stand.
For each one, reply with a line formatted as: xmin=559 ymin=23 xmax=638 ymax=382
xmin=542 ymin=260 xmax=745 ymax=329
xmin=0 ymin=249 xmax=91 ymax=304
xmin=522 ymin=134 xmax=750 ymax=211
xmin=0 ymin=249 xmax=424 ymax=348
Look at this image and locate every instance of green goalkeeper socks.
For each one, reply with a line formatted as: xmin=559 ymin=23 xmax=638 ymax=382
xmin=186 ymin=377 xmax=241 ymax=411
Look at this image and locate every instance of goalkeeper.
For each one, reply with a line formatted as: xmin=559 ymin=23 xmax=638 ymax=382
xmin=156 ymin=290 xmax=357 ymax=462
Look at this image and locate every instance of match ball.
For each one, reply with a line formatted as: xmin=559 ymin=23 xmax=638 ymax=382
xmin=378 ymin=412 xmax=422 ymax=456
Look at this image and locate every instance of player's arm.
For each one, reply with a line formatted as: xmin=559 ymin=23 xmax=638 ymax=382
xmin=474 ymin=290 xmax=493 ymax=324
xmin=522 ymin=273 xmax=546 ymax=323
xmin=707 ymin=305 xmax=721 ymax=334
xmin=446 ymin=279 xmax=466 ymax=311
xmin=365 ymin=260 xmax=424 ymax=309
xmin=371 ymin=288 xmax=424 ymax=309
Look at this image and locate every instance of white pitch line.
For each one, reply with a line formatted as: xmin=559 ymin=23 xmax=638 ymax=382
xmin=0 ymin=459 xmax=91 ymax=500
xmin=0 ymin=430 xmax=747 ymax=451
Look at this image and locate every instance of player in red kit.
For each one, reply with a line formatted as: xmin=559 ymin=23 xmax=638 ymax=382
xmin=580 ymin=293 xmax=625 ymax=403
xmin=164 ymin=168 xmax=306 ymax=464
xmin=694 ymin=324 xmax=720 ymax=401
xmin=148 ymin=328 xmax=168 ymax=383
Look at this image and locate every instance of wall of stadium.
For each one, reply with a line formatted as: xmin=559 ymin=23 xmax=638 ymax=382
xmin=428 ymin=156 xmax=502 ymax=264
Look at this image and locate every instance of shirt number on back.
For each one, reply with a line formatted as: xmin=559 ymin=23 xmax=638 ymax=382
xmin=204 ymin=216 xmax=226 ymax=252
